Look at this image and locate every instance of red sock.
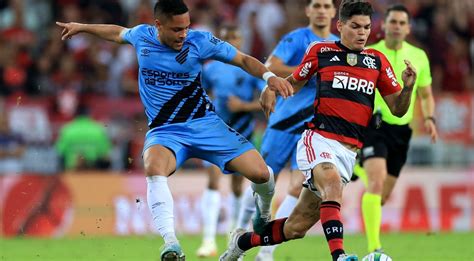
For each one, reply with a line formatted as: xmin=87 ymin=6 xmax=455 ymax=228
xmin=237 ymin=218 xmax=287 ymax=251
xmin=320 ymin=201 xmax=344 ymax=261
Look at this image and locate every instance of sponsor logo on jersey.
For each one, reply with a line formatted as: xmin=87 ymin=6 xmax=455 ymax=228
xmin=141 ymin=48 xmax=150 ymax=57
xmin=330 ymin=55 xmax=340 ymax=62
xmin=299 ymin=62 xmax=312 ymax=78
xmin=363 ymin=56 xmax=377 ymax=69
xmin=141 ymin=68 xmax=191 ymax=86
xmin=320 ymin=46 xmax=339 ymax=53
xmin=347 ymin=53 xmax=358 ymax=66
xmin=332 ymin=75 xmax=374 ymax=95
xmin=385 ymin=67 xmax=398 ymax=87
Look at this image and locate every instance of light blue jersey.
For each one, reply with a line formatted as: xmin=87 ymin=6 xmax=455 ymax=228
xmin=122 ymin=24 xmax=237 ymax=128
xmin=203 ymin=61 xmax=264 ymax=139
xmin=261 ymin=27 xmax=339 ymax=174
xmin=122 ymin=24 xmax=254 ymax=173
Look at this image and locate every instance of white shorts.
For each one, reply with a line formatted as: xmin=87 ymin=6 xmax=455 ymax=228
xmin=296 ymin=130 xmax=357 ymax=196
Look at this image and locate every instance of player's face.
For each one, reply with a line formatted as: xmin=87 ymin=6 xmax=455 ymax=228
xmin=337 ymin=15 xmax=371 ymax=51
xmin=155 ymin=12 xmax=191 ymax=51
xmin=306 ymin=0 xmax=336 ymax=28
xmin=383 ymin=11 xmax=410 ymax=42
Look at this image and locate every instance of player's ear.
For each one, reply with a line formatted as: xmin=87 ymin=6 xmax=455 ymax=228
xmin=336 ymin=20 xmax=343 ymax=33
xmin=155 ymin=19 xmax=162 ymax=29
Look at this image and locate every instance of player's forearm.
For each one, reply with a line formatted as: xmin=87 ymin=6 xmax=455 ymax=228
xmin=420 ymin=95 xmax=435 ymax=119
xmin=266 ymin=63 xmax=297 ymax=78
xmin=76 ymin=23 xmax=126 ymax=43
xmin=240 ymin=54 xmax=273 ymax=80
xmin=392 ymin=86 xmax=414 ymax=117
xmin=242 ymin=101 xmax=262 ymax=112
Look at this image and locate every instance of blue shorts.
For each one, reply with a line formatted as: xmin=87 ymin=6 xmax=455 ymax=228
xmin=144 ymin=112 xmax=254 ymax=174
xmin=260 ymin=128 xmax=300 ymax=175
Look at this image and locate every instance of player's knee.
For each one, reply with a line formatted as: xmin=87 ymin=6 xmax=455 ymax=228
xmin=143 ymin=160 xmax=168 ymax=177
xmin=288 ymin=183 xmax=302 ymax=198
xmin=250 ymin=166 xmax=271 ymax=184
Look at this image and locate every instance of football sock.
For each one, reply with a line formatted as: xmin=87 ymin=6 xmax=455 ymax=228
xmin=201 ymin=189 xmax=220 ymax=242
xmin=230 ymin=193 xmax=242 ymax=229
xmin=146 ymin=176 xmax=178 ymax=244
xmin=237 ymin=218 xmax=288 ymax=251
xmin=251 ymin=166 xmax=275 ymax=217
xmin=259 ymin=194 xmax=298 ymax=255
xmin=362 ymin=192 xmax=382 ymax=252
xmin=236 ymin=186 xmax=255 ymax=229
xmin=321 ymin=201 xmax=345 ymax=261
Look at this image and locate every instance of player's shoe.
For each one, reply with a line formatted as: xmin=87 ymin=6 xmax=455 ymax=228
xmin=337 ymin=254 xmax=358 ymax=261
xmin=196 ymin=240 xmax=218 ymax=258
xmin=255 ymin=247 xmax=274 ymax=261
xmin=374 ymin=248 xmax=385 ymax=253
xmin=252 ymin=192 xmax=271 ymax=235
xmin=219 ymin=228 xmax=246 ymax=261
xmin=160 ymin=242 xmax=185 ymax=261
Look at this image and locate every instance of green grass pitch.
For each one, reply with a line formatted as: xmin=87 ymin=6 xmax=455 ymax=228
xmin=1 ymin=232 xmax=473 ymax=260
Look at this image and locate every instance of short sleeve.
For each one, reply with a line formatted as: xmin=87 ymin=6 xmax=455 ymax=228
xmin=377 ymin=52 xmax=402 ymax=96
xmin=271 ymin=33 xmax=298 ymax=64
xmin=292 ymin=42 xmax=319 ymax=82
xmin=198 ymin=31 xmax=238 ymax=62
xmin=121 ymin=24 xmax=148 ymax=47
xmin=417 ymin=51 xmax=432 ymax=88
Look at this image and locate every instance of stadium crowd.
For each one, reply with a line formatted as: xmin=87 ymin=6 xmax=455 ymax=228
xmin=0 ymin=0 xmax=472 ymax=174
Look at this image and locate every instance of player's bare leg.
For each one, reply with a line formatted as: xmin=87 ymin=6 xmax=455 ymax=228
xmin=226 ymin=149 xmax=275 ymax=234
xmin=143 ymin=145 xmax=185 ymax=260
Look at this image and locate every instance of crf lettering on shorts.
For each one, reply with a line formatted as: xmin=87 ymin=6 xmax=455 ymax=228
xmin=332 ymin=74 xmax=374 ymax=95
xmin=325 ymin=226 xmax=343 ymax=234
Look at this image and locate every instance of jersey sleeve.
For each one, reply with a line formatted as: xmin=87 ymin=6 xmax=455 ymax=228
xmin=417 ymin=51 xmax=432 ymax=88
xmin=292 ymin=42 xmax=319 ymax=82
xmin=121 ymin=24 xmax=147 ymax=46
xmin=198 ymin=31 xmax=238 ymax=62
xmin=376 ymin=52 xmax=402 ymax=96
xmin=271 ymin=33 xmax=298 ymax=64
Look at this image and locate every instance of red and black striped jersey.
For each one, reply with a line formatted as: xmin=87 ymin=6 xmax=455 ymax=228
xmin=292 ymin=41 xmax=401 ymax=148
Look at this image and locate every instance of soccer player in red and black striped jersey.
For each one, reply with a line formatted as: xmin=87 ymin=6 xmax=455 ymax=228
xmin=219 ymin=1 xmax=417 ymax=261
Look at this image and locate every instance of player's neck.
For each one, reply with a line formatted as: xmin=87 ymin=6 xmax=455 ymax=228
xmin=309 ymin=25 xmax=330 ymax=39
xmin=384 ymin=39 xmax=403 ymax=50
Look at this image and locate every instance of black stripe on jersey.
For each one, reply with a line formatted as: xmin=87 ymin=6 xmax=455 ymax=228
xmin=170 ymin=87 xmax=204 ymax=124
xmin=192 ymin=97 xmax=209 ymax=119
xmin=270 ymin=105 xmax=314 ymax=131
xmin=290 ymin=125 xmax=306 ymax=134
xmin=311 ymin=114 xmax=364 ymax=140
xmin=176 ymin=47 xmax=190 ymax=64
xmin=318 ymin=82 xmax=374 ymax=108
xmin=149 ymin=73 xmax=201 ymax=128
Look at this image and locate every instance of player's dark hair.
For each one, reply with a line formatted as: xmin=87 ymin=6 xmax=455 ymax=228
xmin=306 ymin=0 xmax=336 ymax=6
xmin=338 ymin=0 xmax=373 ymax=22
xmin=384 ymin=4 xmax=410 ymax=21
xmin=154 ymin=0 xmax=189 ymax=20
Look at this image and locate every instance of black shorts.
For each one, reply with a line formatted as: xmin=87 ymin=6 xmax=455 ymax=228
xmin=360 ymin=121 xmax=412 ymax=177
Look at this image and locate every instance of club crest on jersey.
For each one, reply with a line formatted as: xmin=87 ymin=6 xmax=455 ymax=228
xmin=347 ymin=53 xmax=357 ymax=66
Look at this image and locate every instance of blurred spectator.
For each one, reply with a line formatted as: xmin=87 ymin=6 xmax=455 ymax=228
xmin=55 ymin=104 xmax=112 ymax=171
xmin=0 ymin=105 xmax=25 ymax=174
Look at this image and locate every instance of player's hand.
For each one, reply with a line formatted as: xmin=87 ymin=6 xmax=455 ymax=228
xmin=266 ymin=76 xmax=294 ymax=98
xmin=259 ymin=86 xmax=277 ymax=119
xmin=56 ymin=21 xmax=83 ymax=41
xmin=227 ymin=96 xmax=244 ymax=112
xmin=424 ymin=119 xmax=438 ymax=143
xmin=401 ymin=59 xmax=417 ymax=88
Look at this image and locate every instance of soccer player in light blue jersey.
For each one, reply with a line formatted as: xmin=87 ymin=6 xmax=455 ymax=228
xmin=56 ymin=1 xmax=293 ymax=260
xmin=197 ymin=25 xmax=265 ymax=258
xmin=235 ymin=0 xmax=339 ymax=259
